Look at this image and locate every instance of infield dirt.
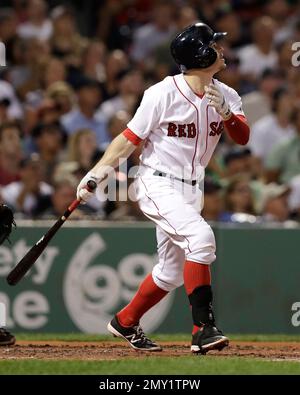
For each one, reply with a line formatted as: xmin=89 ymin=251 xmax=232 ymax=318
xmin=0 ymin=340 xmax=299 ymax=361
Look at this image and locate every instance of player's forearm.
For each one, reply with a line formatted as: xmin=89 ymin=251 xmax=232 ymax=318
xmin=91 ymin=133 xmax=136 ymax=178
xmin=77 ymin=133 xmax=138 ymax=202
xmin=223 ymin=114 xmax=250 ymax=145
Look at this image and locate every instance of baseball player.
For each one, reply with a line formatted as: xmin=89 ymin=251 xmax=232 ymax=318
xmin=0 ymin=204 xmax=16 ymax=346
xmin=0 ymin=328 xmax=14 ymax=347
xmin=77 ymin=23 xmax=250 ymax=354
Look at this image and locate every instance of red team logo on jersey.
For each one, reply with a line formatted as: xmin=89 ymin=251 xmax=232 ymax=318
xmin=167 ymin=122 xmax=196 ymax=138
xmin=209 ymin=121 xmax=224 ymax=137
xmin=167 ymin=121 xmax=223 ymax=138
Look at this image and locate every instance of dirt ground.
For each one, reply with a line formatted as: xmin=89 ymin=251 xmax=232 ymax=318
xmin=0 ymin=341 xmax=300 ymax=361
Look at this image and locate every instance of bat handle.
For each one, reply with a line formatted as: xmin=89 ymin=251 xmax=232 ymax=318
xmin=86 ymin=179 xmax=98 ymax=192
xmin=68 ymin=180 xmax=98 ymax=212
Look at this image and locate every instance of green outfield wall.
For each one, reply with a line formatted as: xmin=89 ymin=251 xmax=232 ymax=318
xmin=0 ymin=221 xmax=299 ymax=334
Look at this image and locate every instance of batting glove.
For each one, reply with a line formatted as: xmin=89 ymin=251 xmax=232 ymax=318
xmin=76 ymin=172 xmax=101 ymax=203
xmin=204 ymin=84 xmax=232 ymax=120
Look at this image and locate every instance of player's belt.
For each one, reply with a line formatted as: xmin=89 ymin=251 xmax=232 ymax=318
xmin=153 ymin=170 xmax=197 ymax=186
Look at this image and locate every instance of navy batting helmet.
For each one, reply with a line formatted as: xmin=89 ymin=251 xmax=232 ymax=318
xmin=170 ymin=22 xmax=227 ymax=71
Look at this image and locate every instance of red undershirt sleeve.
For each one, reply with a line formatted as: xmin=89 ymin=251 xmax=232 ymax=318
xmin=223 ymin=114 xmax=250 ymax=146
xmin=122 ymin=128 xmax=143 ymax=146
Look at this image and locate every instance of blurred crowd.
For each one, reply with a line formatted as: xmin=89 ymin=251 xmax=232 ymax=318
xmin=0 ymin=0 xmax=300 ymax=223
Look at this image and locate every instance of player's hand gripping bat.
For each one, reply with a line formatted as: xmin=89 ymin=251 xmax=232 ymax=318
xmin=6 ymin=180 xmax=97 ymax=286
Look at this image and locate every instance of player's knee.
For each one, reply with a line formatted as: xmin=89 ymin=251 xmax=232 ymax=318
xmin=187 ymin=225 xmax=216 ymax=264
xmin=152 ymin=268 xmax=183 ymax=292
xmin=187 ymin=247 xmax=216 ymax=264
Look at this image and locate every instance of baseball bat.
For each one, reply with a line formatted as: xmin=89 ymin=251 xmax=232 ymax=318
xmin=6 ymin=180 xmax=97 ymax=286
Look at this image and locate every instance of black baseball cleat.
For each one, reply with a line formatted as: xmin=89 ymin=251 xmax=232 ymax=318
xmin=191 ymin=324 xmax=229 ymax=354
xmin=107 ymin=316 xmax=162 ymax=352
xmin=0 ymin=328 xmax=15 ymax=346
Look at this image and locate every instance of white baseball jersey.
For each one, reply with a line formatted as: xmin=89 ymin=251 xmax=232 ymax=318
xmin=127 ymin=73 xmax=244 ymax=180
xmin=126 ymin=73 xmax=246 ymax=290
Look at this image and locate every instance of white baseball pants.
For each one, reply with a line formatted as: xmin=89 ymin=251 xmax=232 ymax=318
xmin=134 ymin=165 xmax=216 ymax=292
